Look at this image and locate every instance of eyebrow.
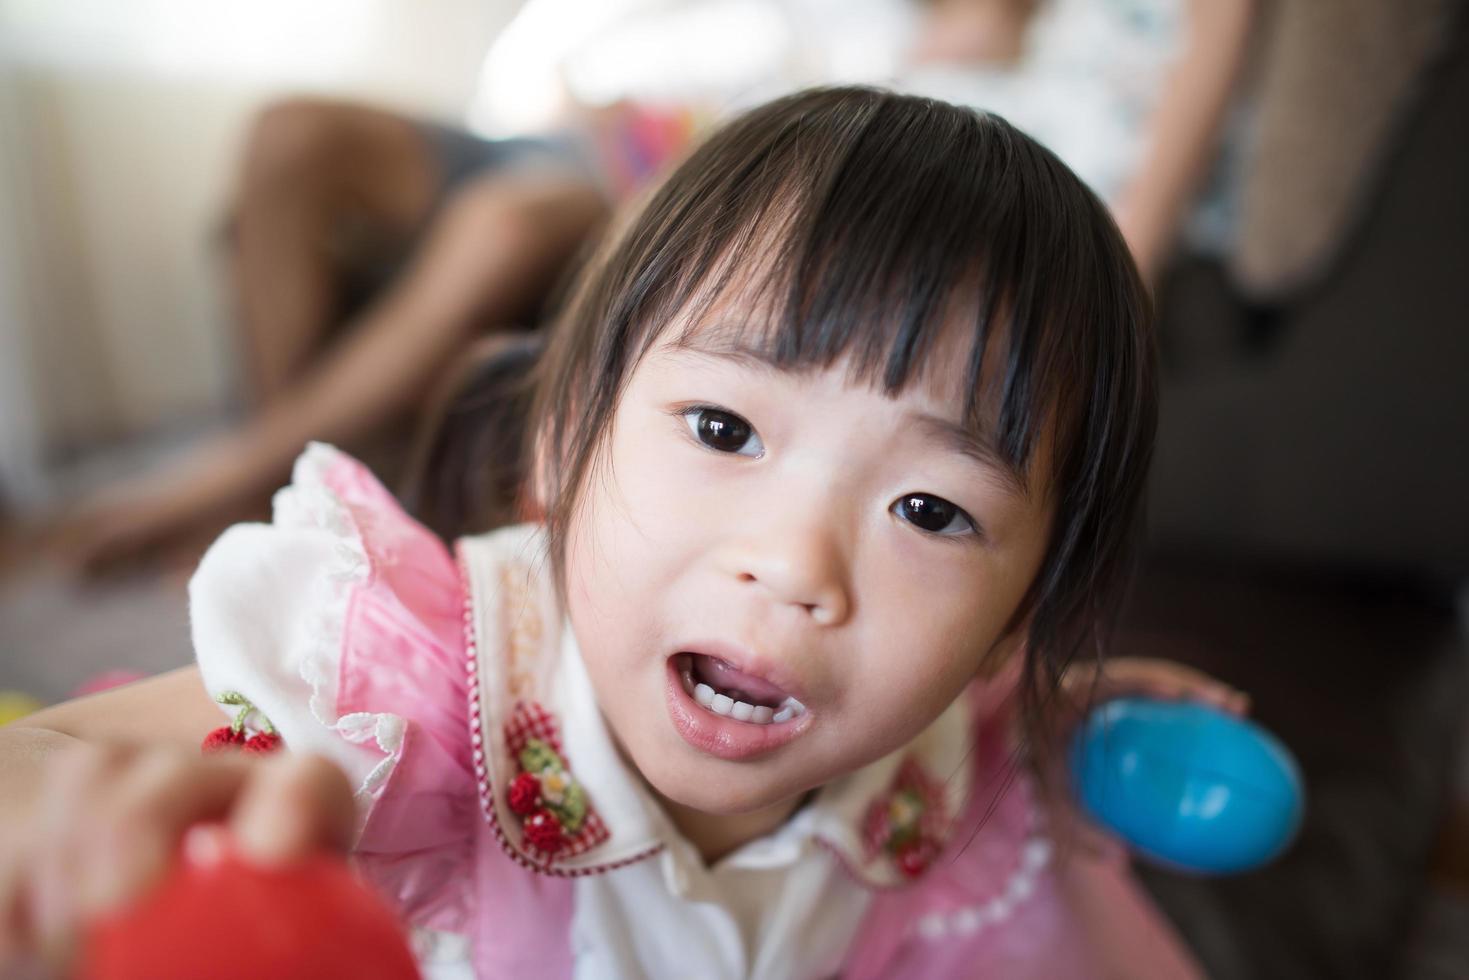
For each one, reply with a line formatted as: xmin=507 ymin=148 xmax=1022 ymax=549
xmin=662 ymin=325 xmax=781 ymax=373
xmin=909 ymin=413 xmax=1028 ymax=499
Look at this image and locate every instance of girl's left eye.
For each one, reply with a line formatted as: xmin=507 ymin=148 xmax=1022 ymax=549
xmin=892 ymin=493 xmax=977 ymax=538
xmin=680 ymin=406 xmax=765 ymax=458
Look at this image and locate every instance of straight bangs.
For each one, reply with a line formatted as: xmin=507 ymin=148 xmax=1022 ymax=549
xmin=533 ymin=86 xmax=1154 ymax=685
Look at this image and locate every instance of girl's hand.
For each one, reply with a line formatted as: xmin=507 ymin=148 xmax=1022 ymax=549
xmin=1062 ymin=656 xmax=1250 ymax=717
xmin=0 ymin=743 xmax=356 ymax=977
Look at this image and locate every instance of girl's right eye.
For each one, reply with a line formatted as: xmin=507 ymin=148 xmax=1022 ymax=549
xmin=680 ymin=406 xmax=765 ymax=458
xmin=892 ymin=493 xmax=978 ymax=539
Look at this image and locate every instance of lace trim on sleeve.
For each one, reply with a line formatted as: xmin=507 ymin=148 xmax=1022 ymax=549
xmin=273 ymin=442 xmax=406 ymax=801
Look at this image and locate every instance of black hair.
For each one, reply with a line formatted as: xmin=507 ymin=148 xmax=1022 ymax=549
xmin=412 ymin=85 xmax=1155 ymax=759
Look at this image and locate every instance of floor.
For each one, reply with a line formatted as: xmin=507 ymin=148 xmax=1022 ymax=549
xmin=1121 ymin=559 xmax=1469 ymax=979
xmin=0 ymin=427 xmax=216 ymax=702
xmin=0 ymin=562 xmax=194 ymax=703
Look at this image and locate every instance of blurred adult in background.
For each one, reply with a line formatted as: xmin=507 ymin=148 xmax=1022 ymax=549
xmin=47 ymin=0 xmax=1252 ymax=574
xmin=906 ymin=0 xmax=1253 ymax=277
xmin=47 ymin=105 xmax=612 ymax=573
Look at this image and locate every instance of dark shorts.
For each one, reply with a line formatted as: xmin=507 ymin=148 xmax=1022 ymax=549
xmin=338 ymin=122 xmax=599 ymax=317
xmin=414 ymin=122 xmax=600 ymax=204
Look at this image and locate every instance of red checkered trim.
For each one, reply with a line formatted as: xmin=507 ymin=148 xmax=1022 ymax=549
xmin=459 ymin=545 xmax=660 ymax=877
xmin=504 ymin=700 xmax=611 ymax=861
xmin=503 ymin=699 xmax=558 ymax=755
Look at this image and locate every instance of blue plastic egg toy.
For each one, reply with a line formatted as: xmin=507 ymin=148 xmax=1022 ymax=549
xmin=1070 ymin=697 xmax=1305 ymax=875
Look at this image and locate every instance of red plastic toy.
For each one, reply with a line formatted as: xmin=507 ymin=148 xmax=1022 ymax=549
xmin=79 ymin=846 xmax=421 ymax=980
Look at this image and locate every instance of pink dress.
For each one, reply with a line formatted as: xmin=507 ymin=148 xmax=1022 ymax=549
xmin=191 ymin=444 xmax=1206 ymax=979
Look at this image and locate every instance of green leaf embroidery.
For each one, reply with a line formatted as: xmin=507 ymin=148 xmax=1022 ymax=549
xmin=518 ymin=738 xmax=586 ymax=832
xmin=548 ymin=781 xmax=587 ymax=833
xmin=519 ymin=738 xmax=563 ymax=777
xmin=214 ymin=690 xmax=277 ymax=735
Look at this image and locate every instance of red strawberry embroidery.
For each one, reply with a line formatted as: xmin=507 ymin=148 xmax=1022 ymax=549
xmin=508 ymin=772 xmax=542 ymax=815
xmin=522 ymin=809 xmax=566 ymax=855
xmin=501 ymin=703 xmax=609 ymax=863
xmin=200 ymin=691 xmax=282 ymax=756
xmin=865 ymin=758 xmax=946 ymax=879
xmin=242 ymin=732 xmax=283 ymax=754
xmin=201 ymin=727 xmax=246 ymax=753
xmin=895 ymin=840 xmax=936 ymax=879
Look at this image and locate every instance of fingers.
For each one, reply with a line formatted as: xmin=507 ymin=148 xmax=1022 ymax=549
xmin=0 ymin=744 xmax=357 ymax=976
xmin=82 ymin=750 xmax=253 ymax=914
xmin=1095 ymin=658 xmax=1251 ymax=715
xmin=1063 ymin=657 xmax=1251 ymax=715
xmin=14 ymin=744 xmax=252 ymax=974
xmin=0 ymin=847 xmax=19 ymax=964
xmin=29 ymin=744 xmax=132 ymax=963
xmin=230 ymin=754 xmax=358 ymax=864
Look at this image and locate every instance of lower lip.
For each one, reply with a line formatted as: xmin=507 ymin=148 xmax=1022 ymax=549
xmin=664 ymin=658 xmax=813 ymax=762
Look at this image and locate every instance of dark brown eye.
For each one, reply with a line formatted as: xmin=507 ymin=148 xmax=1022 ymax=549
xmin=893 ymin=494 xmax=975 ymax=537
xmin=684 ymin=407 xmax=763 ymax=457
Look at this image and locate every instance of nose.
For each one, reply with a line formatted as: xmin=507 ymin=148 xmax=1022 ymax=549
xmin=717 ymin=521 xmax=853 ymax=627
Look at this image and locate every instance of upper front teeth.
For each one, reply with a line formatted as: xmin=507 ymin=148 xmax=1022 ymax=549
xmin=691 ymin=680 xmax=804 ymax=725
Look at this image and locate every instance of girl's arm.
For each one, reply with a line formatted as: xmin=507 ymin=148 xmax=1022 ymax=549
xmin=11 ymin=666 xmax=222 ymax=747
xmin=1112 ymin=0 xmax=1255 ymax=278
xmin=0 ymin=667 xmax=222 ymax=829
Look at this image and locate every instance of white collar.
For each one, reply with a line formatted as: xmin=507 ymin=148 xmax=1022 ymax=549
xmin=458 ymin=524 xmax=977 ymax=889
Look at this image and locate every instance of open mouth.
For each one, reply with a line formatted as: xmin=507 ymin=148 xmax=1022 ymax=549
xmin=673 ymin=652 xmax=807 ymax=726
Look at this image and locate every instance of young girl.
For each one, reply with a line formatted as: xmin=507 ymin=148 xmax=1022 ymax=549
xmin=1 ymin=87 xmax=1245 ymax=978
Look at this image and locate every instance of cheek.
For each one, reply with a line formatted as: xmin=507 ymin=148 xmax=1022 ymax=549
xmin=844 ymin=552 xmax=1028 ymax=738
xmin=563 ymin=470 xmax=642 ymax=666
xmin=567 ymin=419 xmax=664 ymax=575
xmin=596 ymin=409 xmax=732 ymax=563
xmin=562 ymin=415 xmax=695 ymax=665
xmin=858 ymin=612 xmax=983 ymax=724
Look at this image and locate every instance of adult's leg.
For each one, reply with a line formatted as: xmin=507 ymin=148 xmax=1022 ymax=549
xmin=57 ymin=170 xmax=608 ymax=573
xmin=236 ymin=169 xmax=605 ymax=465
xmin=229 ymin=98 xmax=442 ymax=403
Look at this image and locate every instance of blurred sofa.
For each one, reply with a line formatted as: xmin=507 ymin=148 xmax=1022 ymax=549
xmin=1128 ymin=13 xmax=1469 ymax=979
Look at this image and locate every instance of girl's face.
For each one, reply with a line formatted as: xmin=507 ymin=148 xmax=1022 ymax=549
xmin=563 ymin=315 xmax=1055 ymax=816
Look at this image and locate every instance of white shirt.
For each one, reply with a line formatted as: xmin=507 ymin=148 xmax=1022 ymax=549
xmin=455 ymin=527 xmax=974 ymax=979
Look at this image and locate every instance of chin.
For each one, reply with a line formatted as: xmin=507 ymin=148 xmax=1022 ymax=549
xmin=636 ymin=747 xmax=817 ymax=815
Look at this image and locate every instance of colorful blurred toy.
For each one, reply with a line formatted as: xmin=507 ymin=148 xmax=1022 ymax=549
xmin=1070 ymin=697 xmax=1305 ymax=875
xmin=71 ymin=670 xmax=146 ymax=699
xmin=0 ymin=690 xmax=43 ymax=726
xmin=80 ymin=845 xmax=421 ymax=980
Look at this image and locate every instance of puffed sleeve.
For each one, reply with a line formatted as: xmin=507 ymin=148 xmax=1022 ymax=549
xmin=190 ymin=442 xmax=477 ymax=935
